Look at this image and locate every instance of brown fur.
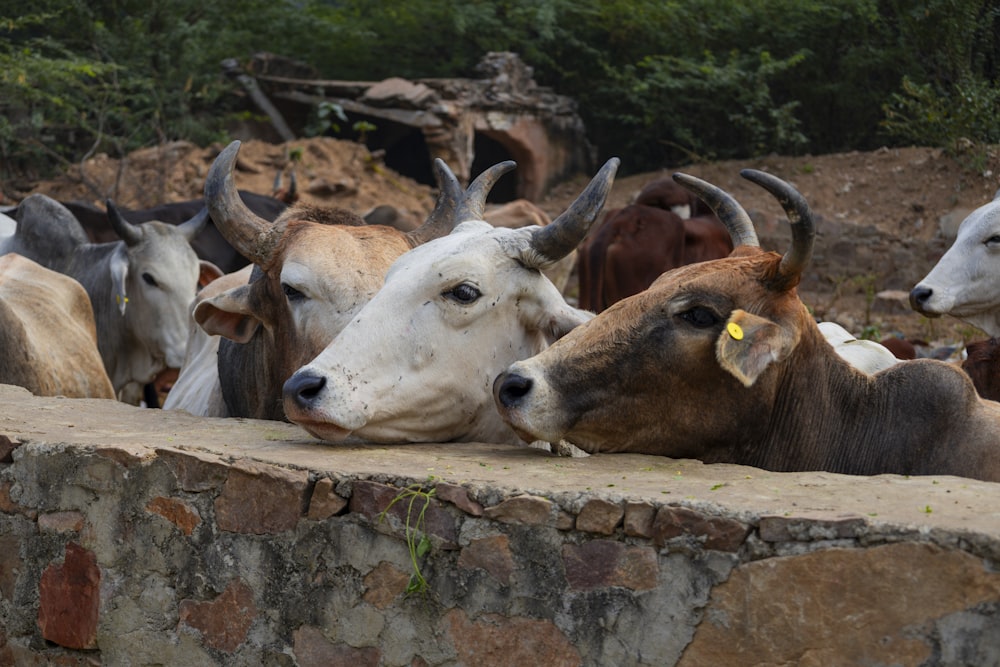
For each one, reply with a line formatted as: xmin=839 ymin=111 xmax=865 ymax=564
xmin=499 ymin=230 xmax=1000 ymax=482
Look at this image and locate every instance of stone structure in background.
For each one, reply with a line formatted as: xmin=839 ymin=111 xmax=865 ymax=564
xmin=227 ymin=51 xmax=595 ymax=202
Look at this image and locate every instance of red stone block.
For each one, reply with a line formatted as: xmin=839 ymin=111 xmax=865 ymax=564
xmin=350 ymin=481 xmax=456 ymax=546
xmin=652 ymin=506 xmax=750 ymax=552
xmin=178 ymin=579 xmax=256 ymax=653
xmin=0 ymin=434 xmax=21 ymax=463
xmin=37 ymin=542 xmax=100 ymax=649
xmin=146 ymin=496 xmax=201 ymax=536
xmin=457 ymin=535 xmax=514 ymax=584
xmin=214 ymin=460 xmax=309 ymax=534
xmin=562 ymin=540 xmax=658 ymax=591
xmin=443 ymin=609 xmax=580 ymax=667
xmin=293 ymin=625 xmax=381 ymax=667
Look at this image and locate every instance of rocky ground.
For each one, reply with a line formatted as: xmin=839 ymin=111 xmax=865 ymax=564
xmin=17 ymin=137 xmax=1000 ymax=349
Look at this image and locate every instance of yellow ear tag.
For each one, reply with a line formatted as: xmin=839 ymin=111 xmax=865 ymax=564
xmin=727 ymin=322 xmax=744 ymax=340
xmin=116 ymin=294 xmax=129 ymax=305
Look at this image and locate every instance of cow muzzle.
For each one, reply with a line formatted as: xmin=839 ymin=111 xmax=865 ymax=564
xmin=908 ymin=285 xmax=943 ymax=317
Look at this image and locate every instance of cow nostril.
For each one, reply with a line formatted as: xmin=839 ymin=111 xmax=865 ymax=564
xmin=283 ymin=371 xmax=327 ymax=407
xmin=495 ymin=373 xmax=533 ymax=408
xmin=909 ymin=286 xmax=933 ymax=309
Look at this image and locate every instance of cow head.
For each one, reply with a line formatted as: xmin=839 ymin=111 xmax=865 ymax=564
xmin=909 ymin=191 xmax=1000 ymax=337
xmin=282 ymin=157 xmax=620 ymax=444
xmin=191 ymin=140 xmax=485 ymax=420
xmin=493 ymin=169 xmax=818 ymax=456
xmin=104 ymin=200 xmax=208 ymax=388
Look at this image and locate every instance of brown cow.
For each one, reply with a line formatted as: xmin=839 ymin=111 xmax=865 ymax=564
xmin=962 ymin=338 xmax=1000 ymax=402
xmin=494 ymin=170 xmax=1000 ymax=482
xmin=578 ymin=176 xmax=731 ymax=312
xmin=0 ymin=253 xmax=115 ymax=399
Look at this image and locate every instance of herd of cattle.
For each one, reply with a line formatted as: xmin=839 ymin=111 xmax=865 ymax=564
xmin=2 ymin=139 xmax=1000 ymax=483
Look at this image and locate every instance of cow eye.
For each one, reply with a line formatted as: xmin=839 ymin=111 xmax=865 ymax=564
xmin=142 ymin=272 xmax=158 ymax=287
xmin=443 ymin=283 xmax=482 ymax=304
xmin=985 ymin=235 xmax=1000 ymax=247
xmin=679 ymin=306 xmax=719 ymax=328
xmin=282 ymin=283 xmax=306 ymax=302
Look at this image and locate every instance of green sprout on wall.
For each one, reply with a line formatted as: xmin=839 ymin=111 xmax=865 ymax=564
xmin=377 ymin=483 xmax=437 ymax=596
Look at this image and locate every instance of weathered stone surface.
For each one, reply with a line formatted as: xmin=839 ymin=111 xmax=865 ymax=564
xmin=457 ymin=535 xmax=514 ymax=585
xmin=0 ymin=479 xmax=34 ymax=517
xmin=178 ymin=578 xmax=257 ymax=653
xmin=483 ymin=494 xmax=552 ymax=525
xmin=758 ymin=512 xmax=867 ymax=542
xmin=442 ymin=609 xmax=580 ymax=667
xmin=435 ymin=482 xmax=484 ymax=517
xmin=363 ymin=562 xmax=411 ymax=609
xmin=0 ymin=534 xmax=21 ymax=599
xmin=653 ymin=506 xmax=750 ymax=552
xmin=157 ymin=448 xmax=229 ymax=492
xmin=37 ymin=511 xmax=85 ymax=534
xmin=214 ymin=459 xmax=309 ymax=534
xmin=623 ymin=501 xmax=656 ymax=538
xmin=145 ymin=496 xmax=200 ymax=536
xmin=350 ymin=481 xmax=457 ymax=546
xmin=307 ymin=477 xmax=348 ymax=521
xmin=679 ymin=543 xmax=1000 ymax=667
xmin=293 ymin=625 xmax=381 ymax=667
xmin=575 ymin=498 xmax=623 ymax=535
xmin=37 ymin=542 xmax=100 ymax=649
xmin=563 ymin=540 xmax=659 ymax=592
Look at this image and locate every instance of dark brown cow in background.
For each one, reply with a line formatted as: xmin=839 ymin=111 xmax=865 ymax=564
xmin=962 ymin=338 xmax=1000 ymax=402
xmin=577 ymin=175 xmax=732 ymax=312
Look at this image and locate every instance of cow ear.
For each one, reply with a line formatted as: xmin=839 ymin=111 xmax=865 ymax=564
xmin=109 ymin=243 xmax=130 ymax=315
xmin=193 ymin=284 xmax=262 ymax=343
xmin=716 ymin=309 xmax=798 ymax=387
xmin=198 ymin=260 xmax=225 ymax=290
xmin=534 ymin=303 xmax=594 ymax=344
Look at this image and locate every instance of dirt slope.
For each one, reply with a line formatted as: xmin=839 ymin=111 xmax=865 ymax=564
xmin=22 ymin=139 xmax=1000 ymax=345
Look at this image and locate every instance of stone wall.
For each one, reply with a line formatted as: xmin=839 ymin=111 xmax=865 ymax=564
xmin=1 ymin=384 xmax=999 ymax=666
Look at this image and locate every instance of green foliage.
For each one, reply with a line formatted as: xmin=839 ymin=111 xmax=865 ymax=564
xmin=1 ymin=0 xmax=998 ymax=184
xmin=377 ymin=483 xmax=437 ymax=597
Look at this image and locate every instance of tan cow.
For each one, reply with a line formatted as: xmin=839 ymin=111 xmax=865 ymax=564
xmin=494 ymin=170 xmax=1000 ymax=482
xmin=0 ymin=253 xmax=114 ymax=399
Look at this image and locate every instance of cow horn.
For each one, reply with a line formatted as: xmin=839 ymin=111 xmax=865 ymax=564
xmin=453 ymin=161 xmax=517 ymax=224
xmin=740 ymin=169 xmax=815 ymax=288
xmin=671 ymin=173 xmax=760 ymax=248
xmin=204 ymin=140 xmax=280 ymax=267
xmin=176 ymin=206 xmax=210 ymax=242
xmin=528 ymin=157 xmax=620 ymax=264
xmin=404 ymin=158 xmax=463 ymax=247
xmin=106 ymin=200 xmax=143 ymax=246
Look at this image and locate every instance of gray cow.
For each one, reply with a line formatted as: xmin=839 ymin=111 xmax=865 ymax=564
xmin=1 ymin=194 xmax=209 ymax=399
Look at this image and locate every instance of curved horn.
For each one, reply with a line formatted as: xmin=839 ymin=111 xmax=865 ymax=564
xmin=453 ymin=160 xmax=517 ymax=223
xmin=106 ymin=200 xmax=143 ymax=246
xmin=204 ymin=140 xmax=280 ymax=267
xmin=404 ymin=158 xmax=463 ymax=247
xmin=671 ymin=173 xmax=760 ymax=248
xmin=176 ymin=206 xmax=210 ymax=242
xmin=740 ymin=169 xmax=815 ymax=287
xmin=527 ymin=157 xmax=620 ymax=264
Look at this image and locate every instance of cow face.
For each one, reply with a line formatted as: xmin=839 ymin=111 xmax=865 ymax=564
xmin=194 ymin=215 xmax=411 ymax=373
xmin=909 ymin=192 xmax=1000 ymax=336
xmin=493 ymin=169 xmax=818 ymax=457
xmin=282 ymin=158 xmax=620 ymax=444
xmin=282 ymin=221 xmax=594 ymax=443
xmin=113 ymin=220 xmax=204 ymax=375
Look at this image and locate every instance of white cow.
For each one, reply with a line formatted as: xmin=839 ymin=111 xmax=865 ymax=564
xmin=817 ymin=321 xmax=901 ymax=374
xmin=281 ymin=157 xmax=620 ymax=444
xmin=910 ymin=190 xmax=1000 ymax=336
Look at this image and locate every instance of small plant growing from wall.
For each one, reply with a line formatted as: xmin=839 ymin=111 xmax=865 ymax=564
xmin=378 ymin=483 xmax=437 ymax=596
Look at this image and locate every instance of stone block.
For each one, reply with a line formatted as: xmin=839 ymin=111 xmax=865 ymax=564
xmin=293 ymin=625 xmax=381 ymax=667
xmin=350 ymin=481 xmax=456 ymax=546
xmin=363 ymin=562 xmax=411 ymax=609
xmin=623 ymin=501 xmax=656 ymax=538
xmin=443 ymin=609 xmax=580 ymax=667
xmin=435 ymin=482 xmax=483 ymax=517
xmin=157 ymin=448 xmax=229 ymax=492
xmin=457 ymin=535 xmax=514 ymax=585
xmin=759 ymin=513 xmax=867 ymax=542
xmin=575 ymin=498 xmax=623 ymax=535
xmin=483 ymin=495 xmax=552 ymax=526
xmin=37 ymin=542 xmax=100 ymax=649
xmin=0 ymin=434 xmax=21 ymax=463
xmin=653 ymin=506 xmax=750 ymax=552
xmin=37 ymin=511 xmax=85 ymax=534
xmin=145 ymin=496 xmax=201 ymax=536
xmin=563 ymin=540 xmax=658 ymax=592
xmin=214 ymin=459 xmax=309 ymax=534
xmin=178 ymin=578 xmax=256 ymax=653
xmin=307 ymin=477 xmax=348 ymax=521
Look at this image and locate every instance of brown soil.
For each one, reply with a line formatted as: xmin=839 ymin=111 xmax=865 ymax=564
xmin=21 ymin=138 xmax=1000 ymax=348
